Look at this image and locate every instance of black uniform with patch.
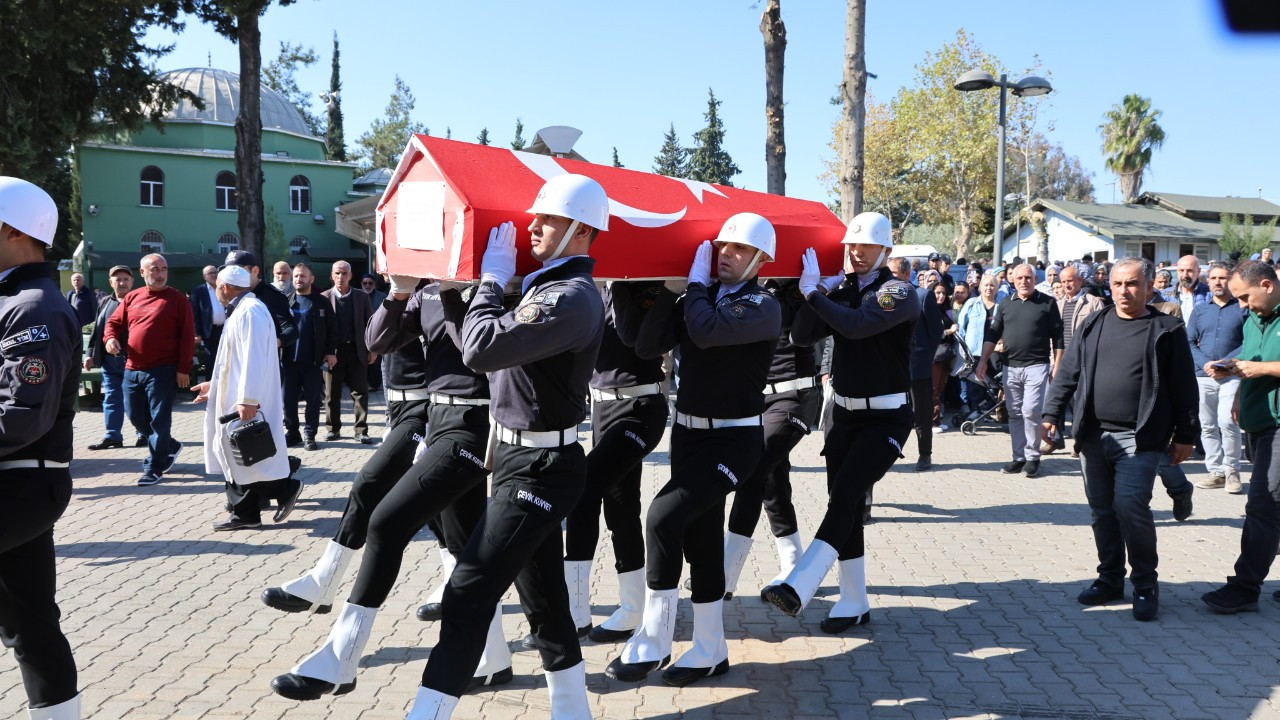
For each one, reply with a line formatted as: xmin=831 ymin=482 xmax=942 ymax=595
xmin=565 ymin=281 xmax=669 ymax=572
xmin=634 ymin=279 xmax=781 ymax=601
xmin=792 ymin=267 xmax=919 ymax=560
xmin=0 ymin=262 xmax=82 ymax=709
xmin=419 ymin=256 xmax=604 ymax=697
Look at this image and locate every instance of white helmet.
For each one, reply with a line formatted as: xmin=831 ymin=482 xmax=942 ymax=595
xmin=526 ymin=174 xmax=610 ymax=232
xmin=0 ymin=177 xmax=57 ymax=245
xmin=842 ymin=211 xmax=892 ymax=248
xmin=714 ymin=212 xmax=776 ymax=261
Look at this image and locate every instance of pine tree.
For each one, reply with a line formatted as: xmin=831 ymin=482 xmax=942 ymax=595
xmin=477 ymin=127 xmax=490 ymax=146
xmin=688 ymin=88 xmax=740 ymax=186
xmin=446 ymin=127 xmax=451 ymax=139
xmin=612 ymin=147 xmax=623 ymax=168
xmin=354 ymin=75 xmax=427 ymax=174
xmin=511 ymin=118 xmax=526 ymax=150
xmin=652 ymin=123 xmax=689 ymax=177
xmin=325 ymin=31 xmax=346 ymax=161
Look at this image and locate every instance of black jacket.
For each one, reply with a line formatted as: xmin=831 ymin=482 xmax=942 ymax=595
xmin=287 ymin=292 xmax=338 ymax=366
xmin=1042 ymin=305 xmax=1199 ymax=453
xmin=88 ymin=294 xmax=123 ymax=367
xmin=254 ymin=279 xmax=299 ymax=348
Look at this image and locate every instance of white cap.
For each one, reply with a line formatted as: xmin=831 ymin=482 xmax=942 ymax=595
xmin=714 ymin=212 xmax=776 ymax=262
xmin=0 ymin=177 xmax=57 ymax=245
xmin=841 ymin=211 xmax=893 ymax=248
xmin=217 ymin=265 xmax=252 ymax=288
xmin=526 ymin=174 xmax=610 ymax=231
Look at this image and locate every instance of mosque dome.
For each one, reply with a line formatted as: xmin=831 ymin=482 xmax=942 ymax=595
xmin=157 ymin=67 xmax=314 ymax=137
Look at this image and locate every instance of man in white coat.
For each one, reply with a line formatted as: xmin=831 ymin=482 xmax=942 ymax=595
xmin=192 ymin=265 xmax=301 ymax=531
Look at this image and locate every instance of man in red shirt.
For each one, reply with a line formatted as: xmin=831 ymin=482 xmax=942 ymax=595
xmin=105 ymin=253 xmax=195 ymax=486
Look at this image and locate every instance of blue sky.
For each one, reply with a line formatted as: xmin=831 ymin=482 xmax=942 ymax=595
xmin=146 ymin=0 xmax=1280 ymax=206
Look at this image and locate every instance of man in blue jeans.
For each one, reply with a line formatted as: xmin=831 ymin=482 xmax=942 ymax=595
xmin=1042 ymin=257 xmax=1198 ymax=621
xmin=85 ymin=265 xmax=144 ymax=450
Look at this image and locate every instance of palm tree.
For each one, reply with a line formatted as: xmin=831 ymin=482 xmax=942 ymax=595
xmin=1099 ymin=94 xmax=1166 ymax=203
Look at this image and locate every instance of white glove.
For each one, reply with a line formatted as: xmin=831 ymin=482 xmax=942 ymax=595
xmin=480 ymin=222 xmax=517 ymax=287
xmin=413 ymin=438 xmax=429 ymax=464
xmin=799 ymin=248 xmax=822 ymax=297
xmin=688 ymin=241 xmax=713 ymax=286
xmin=389 ymin=274 xmax=419 ymax=296
xmin=819 ymin=272 xmax=844 ymax=293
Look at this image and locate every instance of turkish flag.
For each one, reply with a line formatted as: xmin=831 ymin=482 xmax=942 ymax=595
xmin=376 ymin=134 xmax=845 ymax=280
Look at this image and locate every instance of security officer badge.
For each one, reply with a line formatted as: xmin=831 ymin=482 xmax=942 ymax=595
xmin=876 ymin=283 xmax=910 ymax=311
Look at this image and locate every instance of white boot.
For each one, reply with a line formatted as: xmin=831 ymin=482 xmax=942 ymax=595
xmin=405 ymin=685 xmax=458 ymax=720
xmin=28 ymin=694 xmax=79 ymax=720
xmin=766 ymin=539 xmax=837 ymax=615
xmin=618 ymin=587 xmax=679 ymax=665
xmin=292 ymin=602 xmax=378 ymax=685
xmin=597 ymin=569 xmax=644 ymax=633
xmin=828 ymin=556 xmax=870 ymax=619
xmin=279 ymin=540 xmax=356 ymax=610
xmin=545 ymin=661 xmax=593 ymax=719
xmin=721 ymin=532 xmax=753 ymax=598
xmin=472 ymin=602 xmax=512 ymax=684
xmin=672 ymin=599 xmax=728 ymax=670
xmin=564 ymin=560 xmax=593 ymax=631
xmin=423 ymin=547 xmax=457 ymax=606
xmin=768 ymin=532 xmax=804 ymax=586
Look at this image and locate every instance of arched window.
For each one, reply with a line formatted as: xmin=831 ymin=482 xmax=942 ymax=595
xmin=289 ymin=236 xmax=309 ymax=255
xmin=289 ymin=175 xmax=311 ymax=214
xmin=140 ymin=166 xmax=164 ymax=207
xmin=140 ymin=230 xmax=165 ymax=254
xmin=215 ymin=171 xmax=237 ymax=211
xmin=216 ymin=232 xmax=238 ymax=255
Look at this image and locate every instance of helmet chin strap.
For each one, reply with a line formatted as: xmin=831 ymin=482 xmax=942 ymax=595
xmin=546 ymin=220 xmax=579 ymax=262
xmin=731 ymin=249 xmax=763 ymax=285
xmin=859 ymin=247 xmax=888 ymax=276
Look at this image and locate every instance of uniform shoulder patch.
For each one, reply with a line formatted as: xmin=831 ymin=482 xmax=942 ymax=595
xmin=729 ymin=304 xmax=745 ymax=318
xmin=529 ymin=291 xmax=562 ymax=306
xmin=882 ymin=283 xmax=911 ymax=300
xmin=877 ymin=293 xmax=897 ymax=310
xmin=515 ymin=304 xmax=541 ymax=324
xmin=18 ymin=356 xmax=48 ymax=384
xmin=740 ymin=293 xmax=765 ymax=305
xmin=1 ymin=325 xmax=49 ymax=353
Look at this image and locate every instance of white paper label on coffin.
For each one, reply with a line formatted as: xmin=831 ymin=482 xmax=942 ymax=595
xmin=394 ymin=181 xmax=448 ymax=251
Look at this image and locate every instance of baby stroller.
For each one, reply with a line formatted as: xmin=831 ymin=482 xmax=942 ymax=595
xmin=949 ymin=342 xmax=1006 ymax=436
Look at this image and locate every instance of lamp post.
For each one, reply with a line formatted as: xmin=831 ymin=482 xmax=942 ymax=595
xmin=954 ymin=70 xmax=1052 ymax=261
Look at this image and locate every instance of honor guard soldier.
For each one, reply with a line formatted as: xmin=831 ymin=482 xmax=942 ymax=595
xmin=763 ymin=211 xmax=918 ymax=633
xmin=405 ymin=173 xmax=607 ymax=719
xmin=562 ymin=279 xmax=669 ymax=643
xmin=270 ymin=275 xmax=511 ymax=700
xmin=0 ymin=178 xmax=83 ymax=719
xmin=606 ymin=213 xmax=781 ymax=687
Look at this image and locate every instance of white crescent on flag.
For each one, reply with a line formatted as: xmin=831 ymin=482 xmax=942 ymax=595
xmin=513 ymin=151 xmax=697 ymax=229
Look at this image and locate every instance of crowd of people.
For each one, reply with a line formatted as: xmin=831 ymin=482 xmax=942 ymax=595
xmin=5 ymin=168 xmax=1280 ymax=720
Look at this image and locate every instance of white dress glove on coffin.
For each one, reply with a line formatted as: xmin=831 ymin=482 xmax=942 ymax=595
xmin=479 ymin=222 xmax=517 ymax=287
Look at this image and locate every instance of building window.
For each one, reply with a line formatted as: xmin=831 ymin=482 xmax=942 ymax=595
xmin=140 ymin=230 xmax=165 ymax=254
xmin=140 ymin=166 xmax=164 ymax=207
xmin=215 ymin=171 xmax=237 ymax=211
xmin=289 ymin=175 xmax=311 ymax=214
xmin=217 ymin=232 xmax=238 ymax=255
xmin=289 ymin=236 xmax=309 ymax=255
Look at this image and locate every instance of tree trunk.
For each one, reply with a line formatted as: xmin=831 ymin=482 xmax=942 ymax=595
xmin=838 ymin=0 xmax=866 ymax=222
xmin=234 ymin=8 xmax=266 ymax=263
xmin=956 ymin=202 xmax=974 ymax=261
xmin=760 ymin=0 xmax=786 ymax=195
xmin=1120 ymin=170 xmax=1141 ymax=204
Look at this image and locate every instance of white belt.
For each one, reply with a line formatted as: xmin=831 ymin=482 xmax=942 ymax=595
xmin=0 ymin=460 xmax=69 ymax=470
xmin=386 ymin=388 xmax=431 ymax=402
xmin=674 ymin=412 xmax=763 ymax=430
xmin=496 ymin=425 xmax=580 ymax=448
xmin=832 ymin=391 xmax=908 ymax=411
xmin=429 ymin=393 xmax=489 ymax=407
xmin=764 ymin=377 xmax=817 ymax=395
xmin=590 ymin=382 xmax=664 ymax=403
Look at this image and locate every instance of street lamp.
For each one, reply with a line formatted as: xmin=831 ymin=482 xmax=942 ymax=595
xmin=954 ymin=70 xmax=1052 ymax=261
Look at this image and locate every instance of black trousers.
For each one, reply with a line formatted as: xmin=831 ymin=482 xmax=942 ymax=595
xmin=910 ymin=376 xmax=934 ymax=456
xmin=347 ymin=403 xmax=490 ymax=607
xmin=226 ymin=474 xmax=301 ymax=524
xmin=0 ymin=469 xmax=77 ymax=708
xmin=333 ymin=399 xmax=430 ymax=549
xmin=727 ymin=389 xmax=818 ymax=539
xmin=422 ymin=441 xmax=588 ymax=697
xmin=1228 ymin=426 xmax=1280 ymax=597
xmin=325 ymin=342 xmax=369 ymax=435
xmin=819 ymin=404 xmax=913 ymax=560
xmin=646 ymin=424 xmax=764 ymax=603
xmin=282 ymin=361 xmax=325 ymax=439
xmin=564 ymin=394 xmax=668 ymax=572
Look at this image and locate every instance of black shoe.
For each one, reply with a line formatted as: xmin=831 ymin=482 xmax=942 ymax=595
xmin=819 ymin=611 xmax=871 ymax=634
xmin=605 ymin=654 xmax=670 ymax=682
xmin=325 ymin=431 xmax=341 ymax=441
xmin=464 ymin=666 xmax=513 ymax=693
xmin=1024 ymin=460 xmax=1040 ymax=478
xmin=416 ymin=602 xmax=442 ymax=621
xmin=1132 ymin=586 xmax=1158 ymax=621
xmin=356 ymin=433 xmax=376 ymax=445
xmin=270 ymin=673 xmax=355 ymax=701
xmin=1002 ymin=460 xmax=1026 ymax=474
xmin=156 ymin=440 xmax=182 ymax=475
xmin=684 ymin=576 xmax=733 ymax=600
xmin=134 ymin=436 xmax=149 ymax=447
xmin=1077 ymin=580 xmax=1124 ymax=606
xmin=588 ymin=624 xmax=635 ymax=643
xmin=89 ymin=438 xmax=124 ymax=450
xmin=916 ymin=454 xmax=932 ymax=471
xmin=522 ymin=624 xmax=591 ymax=648
xmin=137 ymin=472 xmax=161 ymax=487
xmin=662 ymin=658 xmax=729 ymax=687
xmin=760 ymin=583 xmax=803 ymax=617
xmin=212 ymin=515 xmax=261 ymax=531
xmin=261 ymin=587 xmax=330 ymax=614
xmin=285 ymin=432 xmax=303 ymax=448
xmin=304 ymin=438 xmax=318 ymax=451
xmin=274 ymin=482 xmax=304 ymax=523
xmin=1203 ymin=584 xmax=1260 ymax=614
xmin=1171 ymin=488 xmax=1193 ymax=522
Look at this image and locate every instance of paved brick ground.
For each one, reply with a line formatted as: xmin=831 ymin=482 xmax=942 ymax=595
xmin=3 ymin=396 xmax=1280 ymax=719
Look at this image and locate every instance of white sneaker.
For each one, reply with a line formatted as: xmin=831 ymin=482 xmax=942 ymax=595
xmin=1226 ymin=469 xmax=1244 ymax=494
